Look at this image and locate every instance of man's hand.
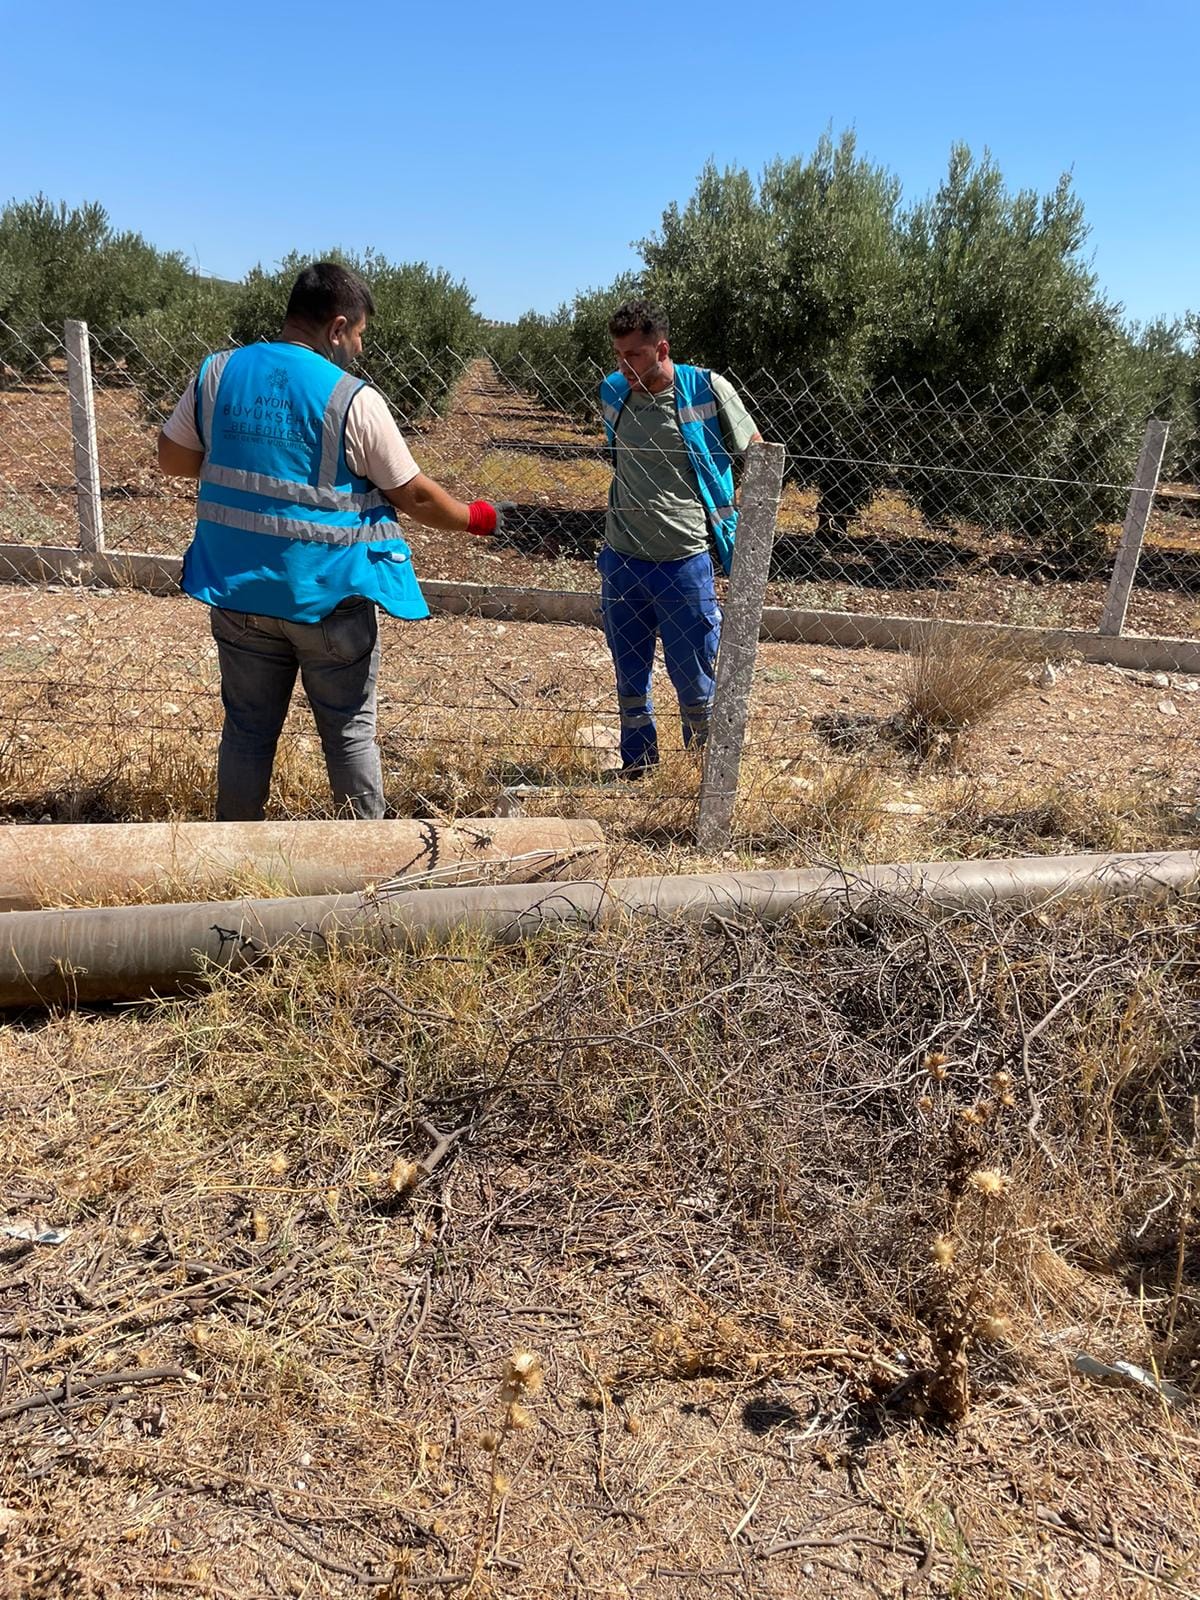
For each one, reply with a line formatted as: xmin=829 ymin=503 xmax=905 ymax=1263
xmin=157 ymin=431 xmax=204 ymax=478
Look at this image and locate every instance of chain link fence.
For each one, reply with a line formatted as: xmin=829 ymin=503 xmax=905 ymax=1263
xmin=1 ymin=315 xmax=1198 ymax=860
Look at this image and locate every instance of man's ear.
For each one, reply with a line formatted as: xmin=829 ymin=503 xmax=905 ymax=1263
xmin=329 ymin=314 xmax=349 ymax=344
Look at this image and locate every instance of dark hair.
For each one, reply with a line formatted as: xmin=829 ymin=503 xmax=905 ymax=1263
xmin=285 ymin=262 xmax=375 ymax=327
xmin=608 ymin=298 xmax=669 ymax=341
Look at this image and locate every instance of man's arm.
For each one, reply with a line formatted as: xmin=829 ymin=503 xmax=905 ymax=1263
xmin=157 ymin=431 xmax=205 ymax=478
xmin=157 ymin=376 xmax=206 ymax=477
xmin=385 ymin=474 xmax=478 ymax=532
xmin=731 ymin=429 xmax=763 ymax=491
xmin=711 ymin=375 xmax=761 ymax=502
xmin=349 ymin=389 xmax=495 ymax=533
xmin=711 ymin=374 xmax=761 ymax=459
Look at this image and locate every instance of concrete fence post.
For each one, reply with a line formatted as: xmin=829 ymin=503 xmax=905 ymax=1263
xmin=64 ymin=319 xmax=105 ymax=553
xmin=1099 ymin=418 xmax=1169 ymax=638
xmin=697 ymin=441 xmax=786 ymax=853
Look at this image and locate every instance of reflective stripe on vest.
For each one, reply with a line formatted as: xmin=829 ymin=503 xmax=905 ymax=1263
xmin=319 ymin=374 xmax=362 ymax=489
xmin=677 ymin=400 xmax=718 ymax=424
xmin=182 ymin=342 xmax=430 ymax=624
xmin=195 ymin=344 xmax=393 ymax=542
xmin=199 ymin=462 xmax=387 ymax=513
xmin=197 ymin=499 xmax=392 ymax=547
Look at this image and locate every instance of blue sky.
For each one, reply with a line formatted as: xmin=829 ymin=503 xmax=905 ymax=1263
xmin=2 ymin=0 xmax=1196 ymax=329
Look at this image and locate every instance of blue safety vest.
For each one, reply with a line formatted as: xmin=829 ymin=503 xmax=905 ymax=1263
xmin=599 ymin=363 xmax=738 ymax=575
xmin=182 ymin=342 xmax=429 ymax=623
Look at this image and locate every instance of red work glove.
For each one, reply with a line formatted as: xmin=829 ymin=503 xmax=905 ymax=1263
xmin=467 ymin=499 xmax=497 ymax=535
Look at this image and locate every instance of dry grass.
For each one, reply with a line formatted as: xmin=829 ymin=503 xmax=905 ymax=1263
xmin=931 ymin=774 xmax=1185 ymax=858
xmin=899 ymin=624 xmax=1037 ymax=762
xmin=0 ymin=637 xmax=1192 ymax=907
xmin=1 ymin=892 xmax=1198 ymax=1596
xmin=0 ymin=577 xmax=1195 ymax=914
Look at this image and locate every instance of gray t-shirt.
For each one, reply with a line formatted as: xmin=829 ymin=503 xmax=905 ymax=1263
xmin=605 ymin=372 xmax=757 ymax=563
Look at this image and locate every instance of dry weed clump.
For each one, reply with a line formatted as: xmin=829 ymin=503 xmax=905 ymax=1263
xmin=899 ymin=622 xmax=1035 ymax=762
xmin=2 ymin=888 xmax=1199 ymax=1595
xmin=910 ymin=1125 xmax=1023 ymax=1424
xmin=746 ymin=748 xmax=889 ymax=857
xmin=932 ymin=773 xmax=1184 ymax=858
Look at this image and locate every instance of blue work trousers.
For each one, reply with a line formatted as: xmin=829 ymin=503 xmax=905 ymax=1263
xmin=597 ymin=546 xmax=721 ymax=771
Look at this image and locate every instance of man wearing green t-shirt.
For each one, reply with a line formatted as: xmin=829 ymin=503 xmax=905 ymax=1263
xmin=598 ymin=299 xmax=759 ymax=773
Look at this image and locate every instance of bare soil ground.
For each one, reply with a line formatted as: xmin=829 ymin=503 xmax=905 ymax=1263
xmin=0 ymin=583 xmax=1197 ymax=872
xmin=3 ymin=363 xmax=1200 ymax=640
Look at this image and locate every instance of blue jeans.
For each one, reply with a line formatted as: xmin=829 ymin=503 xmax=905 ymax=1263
xmin=210 ymin=599 xmax=384 ymax=821
xmin=597 ymin=546 xmax=721 ymax=770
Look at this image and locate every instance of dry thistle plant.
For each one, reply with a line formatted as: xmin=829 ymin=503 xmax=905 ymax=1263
xmin=899 ymin=622 xmax=1034 ymax=764
xmin=467 ymin=1349 xmax=543 ymax=1592
xmin=639 ymin=1310 xmax=752 ymax=1381
xmin=914 ymin=1101 xmax=1021 ymax=1424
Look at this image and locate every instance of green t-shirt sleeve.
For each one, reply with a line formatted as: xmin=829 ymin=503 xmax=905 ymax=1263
xmin=711 ymin=372 xmax=758 ymax=455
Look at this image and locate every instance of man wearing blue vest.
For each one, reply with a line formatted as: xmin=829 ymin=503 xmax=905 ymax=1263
xmin=157 ymin=262 xmax=499 ymax=822
xmin=600 ymin=299 xmax=759 ymax=774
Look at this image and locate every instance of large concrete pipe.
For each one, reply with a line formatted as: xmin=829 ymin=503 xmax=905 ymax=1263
xmin=0 ymin=818 xmax=606 ymax=912
xmin=0 ymin=848 xmax=1196 ymax=1008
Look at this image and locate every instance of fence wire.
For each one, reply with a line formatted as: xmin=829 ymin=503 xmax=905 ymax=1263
xmin=0 ymin=316 xmax=1198 ymax=859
